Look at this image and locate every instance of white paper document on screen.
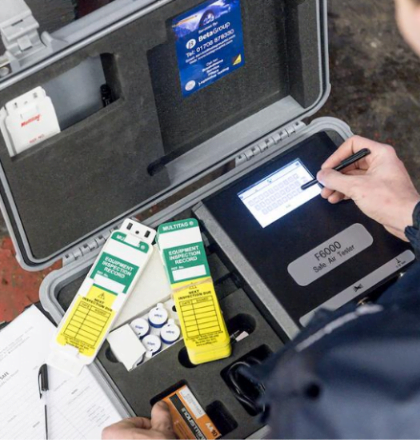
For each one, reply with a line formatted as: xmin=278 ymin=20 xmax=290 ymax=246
xmin=238 ymin=160 xmax=321 ymax=228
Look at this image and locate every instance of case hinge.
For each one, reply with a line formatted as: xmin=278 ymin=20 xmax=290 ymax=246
xmin=235 ymin=121 xmax=306 ymax=166
xmin=63 ymin=226 xmax=119 ymax=266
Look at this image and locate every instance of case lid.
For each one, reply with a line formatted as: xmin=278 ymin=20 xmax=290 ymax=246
xmin=0 ymin=0 xmax=330 ymax=270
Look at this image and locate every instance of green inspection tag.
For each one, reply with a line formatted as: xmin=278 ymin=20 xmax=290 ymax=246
xmin=89 ymin=233 xmax=149 ymax=294
xmin=90 ymin=252 xmax=140 ymax=294
xmin=163 ymin=241 xmax=211 ymax=284
xmin=112 ymin=232 xmax=150 ymax=252
xmin=157 ymin=219 xmax=198 ymax=234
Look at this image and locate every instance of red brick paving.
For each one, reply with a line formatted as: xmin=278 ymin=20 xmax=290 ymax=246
xmin=77 ymin=0 xmax=113 ymax=16
xmin=0 ymin=237 xmax=62 ymax=323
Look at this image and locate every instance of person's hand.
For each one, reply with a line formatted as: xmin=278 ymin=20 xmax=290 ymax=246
xmin=102 ymin=401 xmax=175 ymax=440
xmin=317 ymin=135 xmax=420 ymax=241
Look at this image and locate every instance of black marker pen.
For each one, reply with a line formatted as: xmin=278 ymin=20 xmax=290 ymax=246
xmin=301 ymin=148 xmax=371 ymax=191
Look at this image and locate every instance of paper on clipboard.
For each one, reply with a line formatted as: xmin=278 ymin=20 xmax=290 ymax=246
xmin=0 ymin=306 xmax=124 ymax=440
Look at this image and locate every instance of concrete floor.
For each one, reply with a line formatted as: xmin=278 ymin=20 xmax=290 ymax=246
xmin=319 ymin=0 xmax=420 ymax=185
xmin=1 ymin=0 xmax=420 ymax=240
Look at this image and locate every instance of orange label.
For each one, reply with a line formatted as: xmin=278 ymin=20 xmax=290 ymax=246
xmin=162 ymin=385 xmax=221 ymax=439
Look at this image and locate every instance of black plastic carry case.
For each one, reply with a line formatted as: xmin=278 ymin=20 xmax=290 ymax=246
xmin=0 ymin=0 xmax=414 ymax=438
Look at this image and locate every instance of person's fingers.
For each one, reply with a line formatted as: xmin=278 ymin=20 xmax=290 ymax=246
xmin=321 ymin=169 xmax=365 ymax=200
xmin=102 ymin=418 xmax=153 ymax=439
xmin=321 ymin=136 xmax=380 ymax=170
xmin=151 ymin=402 xmax=175 ymax=437
xmin=321 ymin=187 xmax=334 ymax=199
xmin=328 ymin=191 xmax=346 ymax=204
xmin=345 ymin=169 xmax=366 ymax=176
xmin=317 ymin=169 xmax=360 ymax=197
xmin=102 ymin=425 xmax=116 ymax=440
xmin=123 ymin=417 xmax=152 ymax=430
xmin=102 ymin=423 xmax=133 ymax=440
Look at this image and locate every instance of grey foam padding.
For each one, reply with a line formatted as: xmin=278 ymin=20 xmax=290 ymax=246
xmin=55 ymin=254 xmax=283 ymax=438
xmin=286 ymin=0 xmax=322 ymax=108
xmin=148 ymin=0 xmax=321 ymax=159
xmin=208 ymin=253 xmax=230 ymax=282
xmin=58 ymin=276 xmax=84 ymax=312
xmin=0 ymin=0 xmax=320 ymax=260
xmin=97 ymin=289 xmax=283 ymax=439
xmin=214 ymin=276 xmax=239 ymax=301
xmin=43 ymin=56 xmax=106 ymax=130
xmin=0 ymin=24 xmax=172 ymax=260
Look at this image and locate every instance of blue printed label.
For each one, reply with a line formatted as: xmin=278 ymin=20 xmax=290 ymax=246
xmin=172 ymin=0 xmax=245 ymax=97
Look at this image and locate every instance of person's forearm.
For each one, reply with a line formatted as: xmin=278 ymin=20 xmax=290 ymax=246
xmin=405 ymin=202 xmax=420 ymax=258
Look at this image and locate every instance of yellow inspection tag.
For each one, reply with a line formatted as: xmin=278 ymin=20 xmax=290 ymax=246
xmin=157 ymin=219 xmax=231 ymax=365
xmin=48 ymin=219 xmax=156 ymax=376
xmin=56 ymin=286 xmax=117 ymax=357
xmin=173 ymin=278 xmax=231 ymax=365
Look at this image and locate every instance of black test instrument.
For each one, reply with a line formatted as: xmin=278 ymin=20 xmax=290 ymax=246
xmin=194 ymin=132 xmax=414 ymax=329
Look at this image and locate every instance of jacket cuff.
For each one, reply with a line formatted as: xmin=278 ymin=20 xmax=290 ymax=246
xmin=405 ymin=202 xmax=420 ymax=258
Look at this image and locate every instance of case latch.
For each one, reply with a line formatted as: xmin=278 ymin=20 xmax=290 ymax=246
xmin=0 ymin=0 xmax=61 ymax=77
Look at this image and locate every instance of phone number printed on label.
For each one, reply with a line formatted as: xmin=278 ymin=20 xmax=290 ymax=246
xmin=288 ymin=224 xmax=374 ymax=286
xmin=172 ymin=0 xmax=245 ymax=97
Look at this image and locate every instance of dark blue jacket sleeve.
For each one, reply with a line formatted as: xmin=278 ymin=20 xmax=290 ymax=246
xmin=248 ymin=203 xmax=420 ymax=439
xmin=405 ymin=202 xmax=420 ymax=258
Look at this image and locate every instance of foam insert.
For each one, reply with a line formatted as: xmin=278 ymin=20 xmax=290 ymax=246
xmin=0 ymin=0 xmax=322 ymax=261
xmin=148 ymin=0 xmax=321 ymax=163
xmin=98 ymin=289 xmax=283 ymax=439
xmin=55 ymin=253 xmax=283 ymax=438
